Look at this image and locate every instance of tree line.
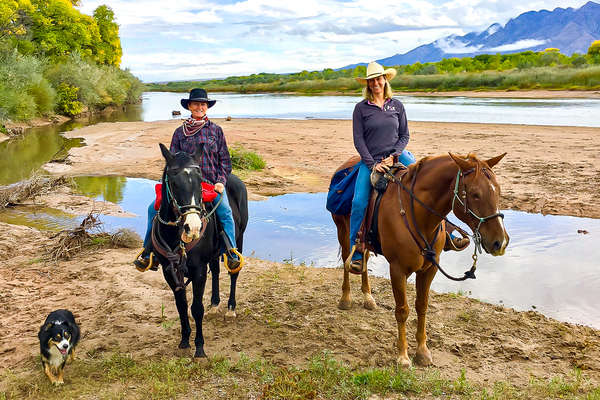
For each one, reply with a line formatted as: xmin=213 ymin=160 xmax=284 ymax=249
xmin=0 ymin=0 xmax=142 ymax=124
xmin=148 ymin=42 xmax=600 ymax=93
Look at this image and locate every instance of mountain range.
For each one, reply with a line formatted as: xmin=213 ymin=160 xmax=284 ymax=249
xmin=342 ymin=1 xmax=600 ymax=69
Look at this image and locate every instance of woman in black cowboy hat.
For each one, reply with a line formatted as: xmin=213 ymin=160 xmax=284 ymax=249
xmin=134 ymin=88 xmax=242 ymax=270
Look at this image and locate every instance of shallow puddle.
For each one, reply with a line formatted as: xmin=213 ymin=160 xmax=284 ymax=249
xmin=3 ymin=176 xmax=599 ymax=329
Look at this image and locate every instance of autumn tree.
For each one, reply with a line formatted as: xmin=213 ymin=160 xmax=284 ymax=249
xmin=93 ymin=5 xmax=122 ymax=66
xmin=588 ymin=40 xmax=600 ymax=64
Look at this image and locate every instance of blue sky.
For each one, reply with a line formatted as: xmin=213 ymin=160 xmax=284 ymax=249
xmin=78 ymin=0 xmax=592 ymax=82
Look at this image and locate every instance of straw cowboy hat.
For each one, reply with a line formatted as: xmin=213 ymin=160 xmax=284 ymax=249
xmin=181 ymin=88 xmax=217 ymax=110
xmin=355 ymin=61 xmax=397 ymax=84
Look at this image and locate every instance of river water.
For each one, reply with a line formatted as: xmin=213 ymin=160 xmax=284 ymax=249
xmin=1 ymin=92 xmax=599 ymax=328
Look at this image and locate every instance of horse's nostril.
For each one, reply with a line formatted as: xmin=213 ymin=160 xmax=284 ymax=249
xmin=184 ymin=225 xmax=191 ymax=234
xmin=493 ymin=240 xmax=501 ymax=251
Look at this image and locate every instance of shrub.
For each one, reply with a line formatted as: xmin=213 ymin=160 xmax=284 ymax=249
xmin=229 ymin=145 xmax=266 ymax=170
xmin=55 ymin=83 xmax=83 ymax=116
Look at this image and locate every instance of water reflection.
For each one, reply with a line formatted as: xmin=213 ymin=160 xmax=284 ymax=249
xmin=73 ymin=176 xmax=127 ymax=204
xmin=39 ymin=177 xmax=600 ymax=329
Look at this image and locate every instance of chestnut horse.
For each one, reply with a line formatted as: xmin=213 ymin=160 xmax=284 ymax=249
xmin=331 ymin=152 xmax=509 ymax=367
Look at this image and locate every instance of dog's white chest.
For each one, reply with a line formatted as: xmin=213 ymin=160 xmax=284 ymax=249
xmin=47 ymin=344 xmax=68 ymax=367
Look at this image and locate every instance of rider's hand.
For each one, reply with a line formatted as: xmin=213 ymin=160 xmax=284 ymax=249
xmin=214 ymin=182 xmax=225 ymax=194
xmin=382 ymin=155 xmax=394 ymax=167
xmin=374 ymin=162 xmax=389 ymax=173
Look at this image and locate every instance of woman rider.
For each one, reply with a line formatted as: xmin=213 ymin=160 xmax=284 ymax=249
xmin=347 ymin=62 xmax=416 ymax=272
xmin=134 ymin=88 xmax=242 ymax=271
xmin=348 ymin=62 xmax=469 ymax=272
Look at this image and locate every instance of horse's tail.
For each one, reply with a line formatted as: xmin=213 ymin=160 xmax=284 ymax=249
xmin=226 ymin=174 xmax=248 ymax=252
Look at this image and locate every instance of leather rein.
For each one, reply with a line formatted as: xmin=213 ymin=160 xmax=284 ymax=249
xmin=152 ymin=165 xmax=223 ymax=290
xmin=384 ymin=163 xmax=504 ymax=281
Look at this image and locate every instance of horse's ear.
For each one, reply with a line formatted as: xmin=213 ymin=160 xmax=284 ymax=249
xmin=159 ymin=143 xmax=174 ymax=165
xmin=192 ymin=143 xmax=204 ymax=162
xmin=485 ymin=153 xmax=507 ymax=169
xmin=448 ymin=152 xmax=472 ymax=171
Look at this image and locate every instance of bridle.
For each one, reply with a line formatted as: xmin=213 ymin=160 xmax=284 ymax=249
xmin=450 ymin=167 xmax=504 ymax=255
xmin=384 ymin=160 xmax=504 ymax=281
xmin=157 ymin=164 xmax=222 ymax=226
xmin=152 ymin=163 xmax=222 ymax=290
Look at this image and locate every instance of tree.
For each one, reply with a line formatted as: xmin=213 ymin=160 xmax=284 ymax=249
xmin=93 ymin=5 xmax=122 ymax=66
xmin=0 ymin=0 xmax=32 ymax=39
xmin=26 ymin=0 xmax=101 ymax=61
xmin=588 ymin=40 xmax=600 ymax=64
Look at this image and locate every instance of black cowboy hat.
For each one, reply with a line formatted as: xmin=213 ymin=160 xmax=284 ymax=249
xmin=180 ymin=88 xmax=216 ymax=110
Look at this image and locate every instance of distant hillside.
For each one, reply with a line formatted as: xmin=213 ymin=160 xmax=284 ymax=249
xmin=342 ymin=1 xmax=600 ymax=68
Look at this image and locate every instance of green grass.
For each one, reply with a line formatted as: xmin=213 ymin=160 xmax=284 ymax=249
xmin=228 ymin=144 xmax=266 ymax=171
xmin=2 ymin=352 xmax=599 ymax=400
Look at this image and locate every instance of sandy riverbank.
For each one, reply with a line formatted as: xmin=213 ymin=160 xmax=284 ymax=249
xmin=43 ymin=118 xmax=600 ymax=219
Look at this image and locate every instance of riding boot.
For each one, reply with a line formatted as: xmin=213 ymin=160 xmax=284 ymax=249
xmin=443 ymin=221 xmax=470 ymax=251
xmin=220 ymin=230 xmax=243 ymax=272
xmin=133 ymin=245 xmax=160 ymax=272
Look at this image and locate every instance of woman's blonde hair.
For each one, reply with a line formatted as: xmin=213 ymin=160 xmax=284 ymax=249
xmin=363 ymin=79 xmax=393 ymax=101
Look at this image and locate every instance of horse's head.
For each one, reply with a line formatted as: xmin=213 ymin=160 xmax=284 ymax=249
xmin=448 ymin=152 xmax=509 ymax=256
xmin=159 ymin=143 xmax=206 ymax=243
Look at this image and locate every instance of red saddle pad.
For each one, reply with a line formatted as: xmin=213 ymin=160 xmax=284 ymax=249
xmin=154 ymin=182 xmax=218 ymax=210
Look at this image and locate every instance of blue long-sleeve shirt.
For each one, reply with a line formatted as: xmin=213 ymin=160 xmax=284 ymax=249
xmin=352 ymin=98 xmax=410 ymax=169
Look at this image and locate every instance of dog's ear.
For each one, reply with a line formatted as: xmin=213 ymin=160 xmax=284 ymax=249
xmin=38 ymin=322 xmax=53 ymax=340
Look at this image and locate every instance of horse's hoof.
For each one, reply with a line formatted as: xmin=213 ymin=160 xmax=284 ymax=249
xmin=363 ymin=294 xmax=377 ymax=310
xmin=397 ymin=356 xmax=412 ymax=368
xmin=338 ymin=299 xmax=352 ymax=310
xmin=194 ymin=348 xmax=207 ymax=359
xmin=205 ymin=305 xmax=220 ymax=319
xmin=414 ymin=348 xmax=433 ymax=366
xmin=178 ymin=341 xmax=190 ymax=349
xmin=225 ymin=309 xmax=237 ymax=320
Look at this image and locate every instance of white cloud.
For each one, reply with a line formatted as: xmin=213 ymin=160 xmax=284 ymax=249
xmin=434 ymin=36 xmax=482 ymax=54
xmin=77 ymin=0 xmax=592 ymax=81
xmin=487 ymin=39 xmax=548 ymax=52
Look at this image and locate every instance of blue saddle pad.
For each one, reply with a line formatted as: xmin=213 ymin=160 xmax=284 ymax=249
xmin=326 ymin=164 xmax=360 ymax=215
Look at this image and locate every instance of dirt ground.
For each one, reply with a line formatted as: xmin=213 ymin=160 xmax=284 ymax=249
xmin=2 ymin=111 xmax=600 ymax=393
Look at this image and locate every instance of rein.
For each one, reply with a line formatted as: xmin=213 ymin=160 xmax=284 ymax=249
xmin=153 ymin=166 xmax=224 ymax=290
xmin=384 ymin=163 xmax=504 ymax=281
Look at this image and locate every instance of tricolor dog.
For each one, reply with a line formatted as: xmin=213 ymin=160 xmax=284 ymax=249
xmin=38 ymin=309 xmax=80 ymax=385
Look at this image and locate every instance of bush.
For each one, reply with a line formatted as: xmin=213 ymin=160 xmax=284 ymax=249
xmin=55 ymin=83 xmax=83 ymax=116
xmin=229 ymin=145 xmax=266 ymax=170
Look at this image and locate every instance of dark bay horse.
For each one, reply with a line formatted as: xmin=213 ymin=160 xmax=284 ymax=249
xmin=331 ymin=152 xmax=509 ymax=367
xmin=154 ymin=143 xmax=248 ymax=358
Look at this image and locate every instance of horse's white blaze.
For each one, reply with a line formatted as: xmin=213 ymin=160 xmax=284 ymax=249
xmin=182 ymin=172 xmax=202 ymax=242
xmin=489 ymin=182 xmax=496 ymax=193
xmin=496 ymin=208 xmax=508 ymax=250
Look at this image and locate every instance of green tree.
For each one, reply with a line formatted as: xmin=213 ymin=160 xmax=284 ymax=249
xmin=27 ymin=0 xmax=102 ymax=61
xmin=93 ymin=5 xmax=122 ymax=66
xmin=588 ymin=40 xmax=600 ymax=64
xmin=0 ymin=0 xmax=32 ymax=39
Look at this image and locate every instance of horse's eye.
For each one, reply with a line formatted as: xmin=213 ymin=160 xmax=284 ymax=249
xmin=472 ymin=193 xmax=481 ymax=201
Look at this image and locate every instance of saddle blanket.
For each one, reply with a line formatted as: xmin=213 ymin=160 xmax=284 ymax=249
xmin=154 ymin=182 xmax=218 ymax=211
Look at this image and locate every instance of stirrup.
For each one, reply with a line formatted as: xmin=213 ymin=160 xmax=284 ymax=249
xmin=223 ymin=248 xmax=244 ymax=274
xmin=444 ymin=232 xmax=470 ymax=252
xmin=134 ymin=249 xmax=158 ymax=272
xmin=344 ymin=245 xmax=369 ymax=274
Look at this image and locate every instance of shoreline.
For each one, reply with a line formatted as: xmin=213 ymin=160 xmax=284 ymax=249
xmin=42 ymin=118 xmax=600 ymax=219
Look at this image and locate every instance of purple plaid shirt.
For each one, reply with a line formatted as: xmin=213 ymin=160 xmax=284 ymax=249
xmin=169 ymin=119 xmax=232 ymax=185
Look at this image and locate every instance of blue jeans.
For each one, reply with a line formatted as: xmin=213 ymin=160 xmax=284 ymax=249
xmin=143 ymin=191 xmax=236 ymax=252
xmin=349 ymin=150 xmax=416 ymax=252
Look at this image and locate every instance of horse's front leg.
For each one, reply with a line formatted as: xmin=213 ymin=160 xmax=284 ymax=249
xmin=414 ymin=264 xmax=437 ymax=366
xmin=361 ymin=268 xmax=376 ymax=310
xmin=390 ymin=264 xmax=411 ymax=367
xmin=226 ymin=270 xmax=239 ymax=319
xmin=190 ymin=263 xmax=208 ymax=358
xmin=164 ymin=268 xmax=192 ymax=349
